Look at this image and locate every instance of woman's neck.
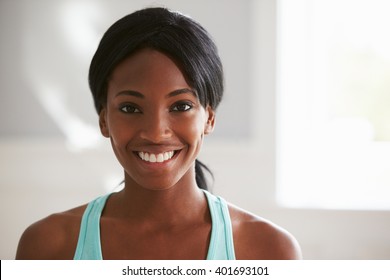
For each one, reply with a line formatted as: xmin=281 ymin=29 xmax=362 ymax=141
xmin=104 ymin=173 xmax=208 ymax=225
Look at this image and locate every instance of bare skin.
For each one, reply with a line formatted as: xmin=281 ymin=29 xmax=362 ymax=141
xmin=16 ymin=195 xmax=301 ymax=259
xmin=16 ymin=49 xmax=301 ymax=260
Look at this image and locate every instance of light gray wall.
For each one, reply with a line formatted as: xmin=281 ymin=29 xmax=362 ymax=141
xmin=0 ymin=0 xmax=253 ymax=140
xmin=1 ymin=0 xmax=389 ymax=260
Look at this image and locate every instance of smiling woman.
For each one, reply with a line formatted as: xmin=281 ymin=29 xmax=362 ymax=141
xmin=15 ymin=7 xmax=301 ymax=260
xmin=100 ymin=48 xmax=215 ymax=192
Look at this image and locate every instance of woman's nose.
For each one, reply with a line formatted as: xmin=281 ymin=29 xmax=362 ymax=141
xmin=139 ymin=112 xmax=172 ymax=143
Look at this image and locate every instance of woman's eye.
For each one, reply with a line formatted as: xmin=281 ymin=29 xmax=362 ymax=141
xmin=120 ymin=105 xmax=141 ymax=113
xmin=171 ymin=103 xmax=193 ymax=112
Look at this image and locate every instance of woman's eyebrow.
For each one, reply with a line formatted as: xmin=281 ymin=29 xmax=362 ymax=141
xmin=115 ymin=88 xmax=196 ymax=98
xmin=167 ymin=88 xmax=196 ymax=98
xmin=115 ymin=90 xmax=144 ymax=98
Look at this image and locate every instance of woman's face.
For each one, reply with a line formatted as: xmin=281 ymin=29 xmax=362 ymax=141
xmin=100 ymin=48 xmax=215 ymax=190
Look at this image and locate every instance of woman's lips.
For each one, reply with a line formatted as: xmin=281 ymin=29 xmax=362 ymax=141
xmin=136 ymin=150 xmax=178 ymax=163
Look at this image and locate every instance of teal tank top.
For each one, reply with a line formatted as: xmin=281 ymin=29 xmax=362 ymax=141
xmin=74 ymin=190 xmax=236 ymax=260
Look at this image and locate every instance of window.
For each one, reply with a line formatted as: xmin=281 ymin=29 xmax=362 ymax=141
xmin=277 ymin=0 xmax=390 ymax=209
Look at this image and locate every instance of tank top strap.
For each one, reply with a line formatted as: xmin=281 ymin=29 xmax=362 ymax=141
xmin=203 ymin=190 xmax=236 ymax=260
xmin=74 ymin=191 xmax=235 ymax=260
xmin=73 ymin=194 xmax=110 ymax=260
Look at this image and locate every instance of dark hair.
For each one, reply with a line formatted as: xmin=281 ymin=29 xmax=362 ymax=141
xmin=89 ymin=7 xmax=224 ymax=190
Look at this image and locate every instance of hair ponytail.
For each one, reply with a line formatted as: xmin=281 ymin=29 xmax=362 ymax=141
xmin=195 ymin=159 xmax=214 ymax=191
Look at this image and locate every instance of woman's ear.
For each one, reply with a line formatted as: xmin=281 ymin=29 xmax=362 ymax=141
xmin=204 ymin=106 xmax=216 ymax=135
xmin=99 ymin=108 xmax=110 ymax=138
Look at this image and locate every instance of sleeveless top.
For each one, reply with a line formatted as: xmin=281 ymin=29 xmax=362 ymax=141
xmin=74 ymin=190 xmax=236 ymax=260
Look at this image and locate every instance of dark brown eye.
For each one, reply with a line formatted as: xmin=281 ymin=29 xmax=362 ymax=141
xmin=120 ymin=105 xmax=141 ymax=113
xmin=171 ymin=102 xmax=193 ymax=112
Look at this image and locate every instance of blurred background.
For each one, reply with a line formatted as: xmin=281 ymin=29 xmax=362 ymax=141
xmin=1 ymin=0 xmax=389 ymax=259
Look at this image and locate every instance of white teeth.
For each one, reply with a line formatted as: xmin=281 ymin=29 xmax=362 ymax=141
xmin=149 ymin=154 xmax=157 ymax=163
xmin=157 ymin=154 xmax=164 ymax=163
xmin=138 ymin=151 xmax=175 ymax=163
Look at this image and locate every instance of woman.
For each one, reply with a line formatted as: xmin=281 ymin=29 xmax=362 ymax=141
xmin=16 ymin=7 xmax=301 ymax=260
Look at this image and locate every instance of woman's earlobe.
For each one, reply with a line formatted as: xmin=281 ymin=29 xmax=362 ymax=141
xmin=204 ymin=106 xmax=216 ymax=135
xmin=204 ymin=122 xmax=214 ymax=135
xmin=99 ymin=109 xmax=110 ymax=138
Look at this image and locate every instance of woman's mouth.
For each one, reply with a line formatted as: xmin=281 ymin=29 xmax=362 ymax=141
xmin=136 ymin=151 xmax=177 ymax=163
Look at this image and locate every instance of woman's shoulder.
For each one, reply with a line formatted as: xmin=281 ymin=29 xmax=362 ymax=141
xmin=228 ymin=203 xmax=302 ymax=260
xmin=15 ymin=204 xmax=87 ymax=260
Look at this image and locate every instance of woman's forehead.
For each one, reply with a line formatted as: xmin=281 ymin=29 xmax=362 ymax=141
xmin=108 ymin=49 xmax=192 ymax=96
